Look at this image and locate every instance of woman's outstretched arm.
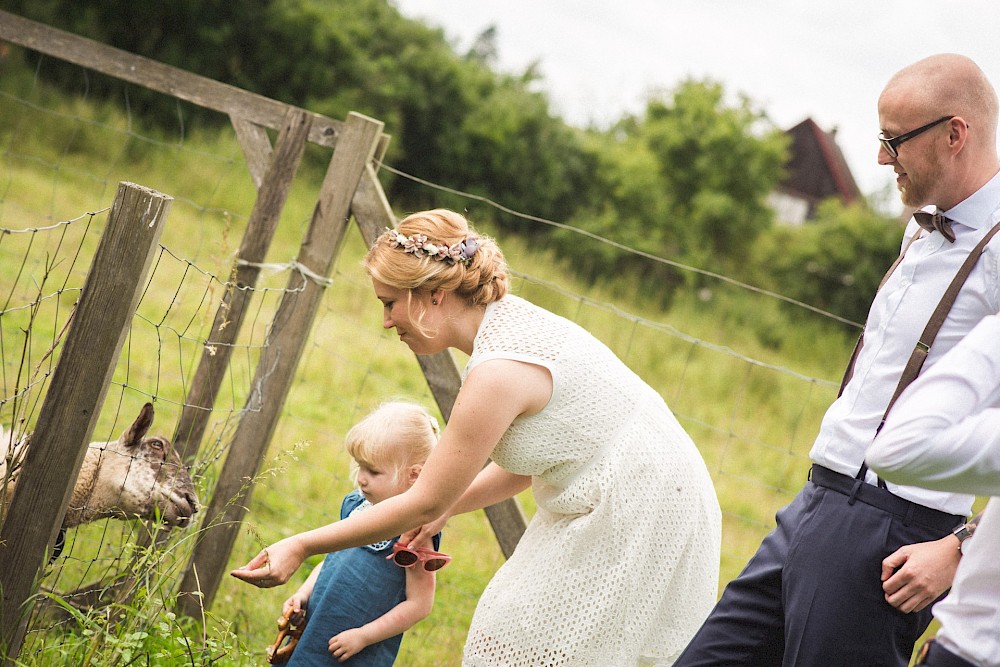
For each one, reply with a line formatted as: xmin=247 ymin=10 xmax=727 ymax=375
xmin=231 ymin=358 xmax=551 ymax=587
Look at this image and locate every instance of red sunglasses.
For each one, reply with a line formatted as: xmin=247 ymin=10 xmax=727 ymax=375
xmin=386 ymin=542 xmax=451 ymax=571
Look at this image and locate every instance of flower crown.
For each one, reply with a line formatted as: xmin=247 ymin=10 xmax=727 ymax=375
xmin=384 ymin=227 xmax=480 ymax=266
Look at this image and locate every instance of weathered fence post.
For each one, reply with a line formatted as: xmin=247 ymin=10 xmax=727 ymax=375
xmin=0 ymin=183 xmax=171 ymax=663
xmin=176 ymin=112 xmax=385 ymax=617
xmin=59 ymin=110 xmax=318 ymax=618
xmin=173 ymin=108 xmax=312 ymax=462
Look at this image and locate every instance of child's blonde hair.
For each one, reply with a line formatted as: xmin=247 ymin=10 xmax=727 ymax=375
xmin=345 ymin=401 xmax=440 ymax=486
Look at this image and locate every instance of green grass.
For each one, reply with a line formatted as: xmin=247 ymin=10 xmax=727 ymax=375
xmin=1 ymin=55 xmax=941 ymax=665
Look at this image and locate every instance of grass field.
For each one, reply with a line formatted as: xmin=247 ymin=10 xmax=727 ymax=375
xmin=0 ymin=55 xmax=943 ymax=665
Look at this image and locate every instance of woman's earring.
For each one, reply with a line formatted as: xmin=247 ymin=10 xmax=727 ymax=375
xmin=432 ymin=299 xmax=438 ymax=305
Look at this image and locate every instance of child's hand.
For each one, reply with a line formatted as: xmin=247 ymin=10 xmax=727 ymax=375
xmin=328 ymin=628 xmax=370 ymax=663
xmin=282 ymin=593 xmax=308 ymax=625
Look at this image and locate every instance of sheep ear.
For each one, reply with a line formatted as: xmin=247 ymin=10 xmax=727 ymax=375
xmin=122 ymin=403 xmax=155 ymax=447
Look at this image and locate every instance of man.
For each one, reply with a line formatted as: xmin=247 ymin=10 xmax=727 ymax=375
xmin=869 ymin=314 xmax=1000 ymax=667
xmin=675 ymin=53 xmax=1000 ymax=667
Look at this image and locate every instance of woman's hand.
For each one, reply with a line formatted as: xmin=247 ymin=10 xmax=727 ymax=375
xmin=230 ymin=536 xmax=308 ymax=587
xmin=400 ymin=513 xmax=450 ymax=549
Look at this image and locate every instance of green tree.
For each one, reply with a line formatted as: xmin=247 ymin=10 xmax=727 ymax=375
xmin=454 ymin=73 xmax=598 ymax=229
xmin=3 ymin=1 xmax=596 ymax=223
xmin=552 ymin=79 xmax=788 ymax=297
xmin=641 ymin=80 xmax=788 ymax=267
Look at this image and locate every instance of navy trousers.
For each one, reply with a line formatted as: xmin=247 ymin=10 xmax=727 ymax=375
xmin=674 ymin=470 xmax=961 ymax=667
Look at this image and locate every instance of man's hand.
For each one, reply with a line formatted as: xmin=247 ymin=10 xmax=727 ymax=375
xmin=881 ymin=535 xmax=961 ymax=612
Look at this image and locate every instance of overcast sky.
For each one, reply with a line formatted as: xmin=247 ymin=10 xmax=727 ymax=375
xmin=393 ymin=1 xmax=1000 ymax=209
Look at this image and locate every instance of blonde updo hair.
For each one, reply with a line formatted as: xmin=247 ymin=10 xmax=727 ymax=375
xmin=364 ymin=209 xmax=509 ymax=307
xmin=345 ymin=401 xmax=440 ymax=486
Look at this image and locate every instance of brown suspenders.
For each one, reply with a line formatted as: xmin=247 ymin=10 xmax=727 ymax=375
xmin=837 ymin=232 xmax=924 ymax=395
xmin=878 ymin=221 xmax=1000 ymax=432
xmin=836 ymin=221 xmax=1000 ymax=481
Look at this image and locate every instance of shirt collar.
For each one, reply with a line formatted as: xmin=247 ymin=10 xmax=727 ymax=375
xmin=941 ymin=168 xmax=1000 ymax=231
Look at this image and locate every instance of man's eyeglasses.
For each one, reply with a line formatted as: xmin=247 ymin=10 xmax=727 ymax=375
xmin=386 ymin=542 xmax=451 ymax=571
xmin=878 ymin=116 xmax=955 ymax=159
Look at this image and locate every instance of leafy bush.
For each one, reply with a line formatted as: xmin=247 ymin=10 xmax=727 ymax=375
xmin=749 ymin=199 xmax=905 ymax=325
xmin=550 ymin=79 xmax=788 ymax=300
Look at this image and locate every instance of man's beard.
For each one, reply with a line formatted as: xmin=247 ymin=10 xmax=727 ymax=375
xmin=898 ymin=156 xmax=940 ymax=209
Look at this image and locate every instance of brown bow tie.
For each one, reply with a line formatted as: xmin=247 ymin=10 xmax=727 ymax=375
xmin=913 ymin=210 xmax=956 ymax=243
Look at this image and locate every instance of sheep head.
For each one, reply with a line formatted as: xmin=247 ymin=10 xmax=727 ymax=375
xmin=65 ymin=403 xmax=199 ymax=528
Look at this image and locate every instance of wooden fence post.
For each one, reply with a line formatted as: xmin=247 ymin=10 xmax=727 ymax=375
xmin=57 ymin=110 xmax=318 ymax=617
xmin=0 ymin=183 xmax=171 ymax=662
xmin=173 ymin=108 xmax=312 ymax=462
xmin=176 ymin=112 xmax=385 ymax=616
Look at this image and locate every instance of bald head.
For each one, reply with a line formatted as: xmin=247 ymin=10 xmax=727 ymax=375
xmin=878 ymin=54 xmax=1000 ymax=208
xmin=882 ymin=54 xmax=998 ymax=150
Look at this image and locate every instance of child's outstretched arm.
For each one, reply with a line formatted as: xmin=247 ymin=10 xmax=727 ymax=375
xmin=327 ymin=565 xmax=436 ymax=663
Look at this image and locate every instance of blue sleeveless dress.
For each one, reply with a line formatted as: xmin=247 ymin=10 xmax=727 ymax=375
xmin=287 ymin=490 xmax=441 ymax=666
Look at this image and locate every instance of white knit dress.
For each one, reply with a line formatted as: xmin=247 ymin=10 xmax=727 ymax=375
xmin=461 ymin=296 xmax=721 ymax=667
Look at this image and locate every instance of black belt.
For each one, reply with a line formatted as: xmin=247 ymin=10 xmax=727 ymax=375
xmin=809 ymin=465 xmax=964 ymax=533
xmin=915 ymin=640 xmax=979 ymax=667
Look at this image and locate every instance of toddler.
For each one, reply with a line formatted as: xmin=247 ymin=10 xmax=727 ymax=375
xmin=282 ymin=402 xmax=445 ymax=665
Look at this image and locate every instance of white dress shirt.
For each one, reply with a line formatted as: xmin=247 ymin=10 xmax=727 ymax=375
xmin=810 ymin=170 xmax=1000 ymax=515
xmin=869 ymin=315 xmax=1000 ymax=667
